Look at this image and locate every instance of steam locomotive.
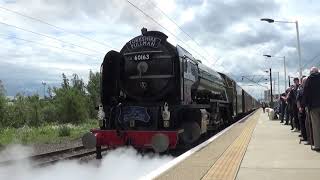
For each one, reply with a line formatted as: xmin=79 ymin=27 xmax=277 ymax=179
xmin=82 ymin=28 xmax=259 ymax=158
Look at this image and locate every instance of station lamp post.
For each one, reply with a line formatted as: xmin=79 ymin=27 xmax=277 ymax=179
xmin=261 ymin=18 xmax=302 ymax=79
xmin=263 ymin=54 xmax=287 ymax=91
xmin=264 ymin=69 xmax=273 ymax=106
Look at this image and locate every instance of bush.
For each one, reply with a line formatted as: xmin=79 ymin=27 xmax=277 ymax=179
xmin=87 ymin=71 xmax=101 ymax=118
xmin=2 ymin=95 xmax=29 ymax=128
xmin=53 ymin=74 xmax=89 ymax=124
xmin=40 ymin=102 xmax=58 ymax=123
xmin=54 ymin=88 xmax=88 ymax=124
xmin=26 ymin=95 xmax=42 ymax=127
xmin=0 ymin=96 xmax=7 ymax=128
xmin=2 ymin=94 xmax=43 ymax=128
xmin=58 ymin=125 xmax=71 ymax=137
xmin=0 ymin=72 xmax=99 ymax=129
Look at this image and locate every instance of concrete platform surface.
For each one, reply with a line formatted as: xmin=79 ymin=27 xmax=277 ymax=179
xmin=150 ymin=110 xmax=260 ymax=180
xmin=152 ymin=111 xmax=260 ymax=180
xmin=236 ymin=112 xmax=320 ymax=180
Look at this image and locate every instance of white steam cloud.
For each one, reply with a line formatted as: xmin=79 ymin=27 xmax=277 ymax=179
xmin=0 ymin=145 xmax=173 ymax=180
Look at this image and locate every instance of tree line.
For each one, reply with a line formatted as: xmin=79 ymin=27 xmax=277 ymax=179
xmin=0 ymin=71 xmax=100 ymax=128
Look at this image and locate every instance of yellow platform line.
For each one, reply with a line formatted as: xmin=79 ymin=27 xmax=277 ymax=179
xmin=201 ymin=112 xmax=259 ymax=180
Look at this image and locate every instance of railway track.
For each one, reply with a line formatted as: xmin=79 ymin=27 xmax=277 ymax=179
xmin=0 ymin=145 xmax=107 ymax=167
xmin=0 ymin=113 xmax=254 ymax=168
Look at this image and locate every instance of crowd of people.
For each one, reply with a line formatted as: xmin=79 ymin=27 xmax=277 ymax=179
xmin=273 ymin=67 xmax=320 ymax=152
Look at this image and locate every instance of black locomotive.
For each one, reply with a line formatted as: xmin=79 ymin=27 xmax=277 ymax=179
xmin=82 ymin=28 xmax=259 ymax=158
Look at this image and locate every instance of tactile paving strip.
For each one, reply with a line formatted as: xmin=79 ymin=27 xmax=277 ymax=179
xmin=201 ymin=112 xmax=258 ymax=180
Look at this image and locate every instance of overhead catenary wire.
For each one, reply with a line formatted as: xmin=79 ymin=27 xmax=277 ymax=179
xmin=148 ymin=0 xmax=218 ymax=64
xmin=125 ymin=0 xmax=212 ymax=65
xmin=240 ymin=74 xmax=269 ymax=83
xmin=0 ymin=20 xmax=104 ymax=54
xmin=125 ymin=1 xmax=261 ymax=99
xmin=301 ymin=52 xmax=320 ymax=70
xmin=0 ymin=34 xmax=101 ymax=58
xmin=288 ymin=52 xmax=320 ymax=76
xmin=0 ymin=1 xmax=213 ymax=65
xmin=242 ymin=76 xmax=266 ymax=88
xmin=0 ymin=5 xmax=115 ymax=50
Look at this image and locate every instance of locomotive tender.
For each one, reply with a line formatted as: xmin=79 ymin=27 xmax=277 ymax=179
xmin=82 ymin=28 xmax=259 ymax=158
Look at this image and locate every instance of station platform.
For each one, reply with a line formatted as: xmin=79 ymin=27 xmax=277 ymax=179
xmin=144 ymin=109 xmax=320 ymax=180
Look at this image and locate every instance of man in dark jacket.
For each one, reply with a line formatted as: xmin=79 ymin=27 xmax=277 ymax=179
xmin=280 ymin=93 xmax=287 ymax=123
xmin=283 ymin=88 xmax=292 ymax=126
xmin=286 ymin=86 xmax=296 ymax=130
xmin=297 ymin=76 xmax=307 ymax=142
xmin=289 ymin=78 xmax=300 ymax=132
xmin=302 ymin=67 xmax=320 ymax=151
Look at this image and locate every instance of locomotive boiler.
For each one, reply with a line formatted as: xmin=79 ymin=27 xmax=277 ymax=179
xmin=82 ymin=28 xmax=259 ymax=158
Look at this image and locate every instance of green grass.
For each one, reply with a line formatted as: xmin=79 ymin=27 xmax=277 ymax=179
xmin=0 ymin=120 xmax=98 ymax=145
xmin=58 ymin=125 xmax=71 ymax=137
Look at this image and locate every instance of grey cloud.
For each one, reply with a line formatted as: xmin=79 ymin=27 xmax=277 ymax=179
xmin=172 ymin=0 xmax=281 ymax=62
xmin=261 ymin=30 xmax=320 ymax=76
xmin=0 ymin=60 xmax=96 ymax=96
xmin=230 ymin=25 xmax=282 ymax=48
xmin=0 ymin=61 xmax=60 ymax=96
xmin=182 ymin=0 xmax=279 ymax=37
xmin=2 ymin=0 xmax=320 ymax=98
xmin=11 ymin=0 xmax=159 ymax=28
xmin=3 ymin=0 xmax=166 ymax=49
xmin=298 ymin=40 xmax=320 ymax=70
xmin=176 ymin=0 xmax=204 ymax=8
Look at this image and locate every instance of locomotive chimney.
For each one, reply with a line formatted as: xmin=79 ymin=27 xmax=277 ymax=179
xmin=141 ymin=27 xmax=147 ymax=35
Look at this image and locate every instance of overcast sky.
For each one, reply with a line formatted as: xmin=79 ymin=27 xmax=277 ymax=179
xmin=0 ymin=0 xmax=319 ymax=98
